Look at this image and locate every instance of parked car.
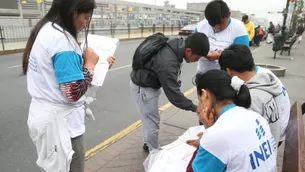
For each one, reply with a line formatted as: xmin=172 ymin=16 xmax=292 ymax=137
xmin=178 ymin=23 xmax=197 ymax=36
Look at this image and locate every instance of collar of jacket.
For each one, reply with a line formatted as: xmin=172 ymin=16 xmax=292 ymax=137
xmin=167 ymin=37 xmax=185 ymax=63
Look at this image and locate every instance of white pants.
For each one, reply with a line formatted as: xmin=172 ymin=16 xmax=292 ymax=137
xmin=28 ymin=98 xmax=75 ymax=172
xmin=267 ymin=33 xmax=274 ymax=43
xmin=298 ymin=35 xmax=302 ymax=42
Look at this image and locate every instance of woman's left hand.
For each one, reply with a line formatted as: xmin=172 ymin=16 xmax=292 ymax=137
xmin=107 ymin=56 xmax=116 ymax=69
xmin=186 ymin=132 xmax=204 ymax=149
xmin=200 ymin=107 xmax=216 ymax=129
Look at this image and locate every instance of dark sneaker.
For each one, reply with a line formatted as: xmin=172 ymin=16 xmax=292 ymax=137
xmin=143 ymin=143 xmax=149 ymax=152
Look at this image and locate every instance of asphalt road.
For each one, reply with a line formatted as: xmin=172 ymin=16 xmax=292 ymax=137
xmin=0 ymin=40 xmax=257 ymax=172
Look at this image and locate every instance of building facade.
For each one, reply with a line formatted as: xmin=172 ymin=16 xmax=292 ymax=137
xmin=0 ymin=0 xmax=204 ymax=27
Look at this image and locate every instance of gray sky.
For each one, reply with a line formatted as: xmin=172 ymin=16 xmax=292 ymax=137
xmin=124 ymin=0 xmax=286 ymax=23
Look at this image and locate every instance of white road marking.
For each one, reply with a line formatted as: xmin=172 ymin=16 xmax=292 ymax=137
xmin=8 ymin=65 xmax=22 ymax=69
xmin=108 ymin=64 xmax=131 ymax=72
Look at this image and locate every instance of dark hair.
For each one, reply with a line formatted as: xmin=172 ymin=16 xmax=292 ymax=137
xmin=196 ymin=69 xmax=251 ymax=108
xmin=21 ymin=0 xmax=96 ymax=75
xmin=185 ymin=32 xmax=210 ymax=57
xmin=205 ymin=0 xmax=230 ymax=26
xmin=219 ymin=44 xmax=255 ymax=73
xmin=242 ymin=15 xmax=249 ymax=21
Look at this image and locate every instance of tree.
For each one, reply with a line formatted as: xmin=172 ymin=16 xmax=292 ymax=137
xmin=291 ymin=0 xmax=304 ymax=32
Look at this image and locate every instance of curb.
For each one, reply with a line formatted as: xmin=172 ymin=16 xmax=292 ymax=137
xmin=256 ymin=63 xmax=287 ymax=77
xmin=0 ymin=37 xmax=147 ymax=56
xmin=0 ymin=48 xmax=24 ymax=55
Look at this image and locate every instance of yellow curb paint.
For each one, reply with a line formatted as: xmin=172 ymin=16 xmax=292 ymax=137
xmin=85 ymin=86 xmax=196 ymax=160
xmin=85 ymin=120 xmax=142 ymax=160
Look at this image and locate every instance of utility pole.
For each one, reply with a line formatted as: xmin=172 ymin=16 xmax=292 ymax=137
xmin=283 ymin=0 xmax=294 ymax=27
xmin=18 ymin=0 xmax=24 ymax=19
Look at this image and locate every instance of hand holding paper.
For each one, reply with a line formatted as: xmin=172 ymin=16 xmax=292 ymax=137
xmin=83 ymin=47 xmax=100 ymax=71
xmin=107 ymin=56 xmax=116 ymax=69
xmin=81 ymin=34 xmax=119 ymax=86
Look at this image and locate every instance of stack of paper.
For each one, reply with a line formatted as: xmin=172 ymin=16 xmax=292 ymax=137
xmin=144 ymin=126 xmax=205 ymax=172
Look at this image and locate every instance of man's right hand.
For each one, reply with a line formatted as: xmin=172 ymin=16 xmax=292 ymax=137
xmin=206 ymin=51 xmax=221 ymax=61
xmin=83 ymin=48 xmax=99 ymax=70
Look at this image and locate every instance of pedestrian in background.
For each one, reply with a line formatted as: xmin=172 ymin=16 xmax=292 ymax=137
xmin=267 ymin=21 xmax=275 ymax=44
xmin=242 ymin=14 xmax=255 ymax=46
xmin=296 ymin=24 xmax=304 ymax=44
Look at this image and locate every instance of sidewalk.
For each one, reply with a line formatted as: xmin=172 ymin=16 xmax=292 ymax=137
xmin=85 ymin=92 xmax=199 ymax=172
xmin=84 ymin=42 xmax=305 ymax=172
xmin=0 ymin=31 xmax=179 ymax=52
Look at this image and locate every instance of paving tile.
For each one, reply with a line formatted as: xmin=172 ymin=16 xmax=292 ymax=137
xmin=97 ymin=166 xmax=134 ymax=172
xmin=161 ymin=124 xmax=186 ymax=136
xmin=105 ymin=156 xmax=142 ymax=168
xmin=133 ymin=163 xmax=145 ymax=171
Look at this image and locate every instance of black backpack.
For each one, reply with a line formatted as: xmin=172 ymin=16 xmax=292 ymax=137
xmin=132 ymin=32 xmax=174 ymax=70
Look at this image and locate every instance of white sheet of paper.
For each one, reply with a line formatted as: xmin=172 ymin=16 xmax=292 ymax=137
xmin=81 ymin=34 xmax=119 ymax=87
xmin=146 ymin=126 xmax=206 ymax=172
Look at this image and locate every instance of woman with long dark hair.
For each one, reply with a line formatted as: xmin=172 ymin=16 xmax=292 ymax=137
xmin=22 ymin=0 xmax=115 ymax=171
xmin=186 ymin=70 xmax=277 ymax=172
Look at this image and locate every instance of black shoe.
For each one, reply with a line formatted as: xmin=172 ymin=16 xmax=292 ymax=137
xmin=143 ymin=143 xmax=149 ymax=152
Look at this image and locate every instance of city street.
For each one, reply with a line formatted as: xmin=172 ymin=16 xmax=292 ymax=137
xmin=0 ymin=39 xmax=257 ymax=172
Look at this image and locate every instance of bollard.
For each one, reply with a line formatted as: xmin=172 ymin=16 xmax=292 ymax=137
xmin=91 ymin=24 xmax=95 ymax=34
xmin=171 ymin=24 xmax=173 ymax=35
xmin=0 ymin=26 xmax=5 ymax=51
xmin=127 ymin=23 xmax=130 ymax=39
xmin=141 ymin=24 xmax=144 ymax=38
xmin=152 ymin=24 xmax=156 ymax=34
xmin=113 ymin=24 xmax=116 ymax=38
xmin=163 ymin=24 xmax=165 ymax=34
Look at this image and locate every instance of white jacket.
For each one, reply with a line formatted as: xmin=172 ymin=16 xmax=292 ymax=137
xmin=27 ymin=98 xmax=84 ymax=172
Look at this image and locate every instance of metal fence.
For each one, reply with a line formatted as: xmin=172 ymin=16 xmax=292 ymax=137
xmin=0 ymin=24 xmax=182 ymax=50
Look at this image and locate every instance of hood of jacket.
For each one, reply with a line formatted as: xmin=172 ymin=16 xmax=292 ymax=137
xmin=246 ymin=72 xmax=282 ymax=97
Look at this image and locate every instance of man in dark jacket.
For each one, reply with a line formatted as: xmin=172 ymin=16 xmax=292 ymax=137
xmin=267 ymin=22 xmax=275 ymax=44
xmin=130 ymin=32 xmax=209 ymax=151
xmin=296 ymin=25 xmax=304 ymax=44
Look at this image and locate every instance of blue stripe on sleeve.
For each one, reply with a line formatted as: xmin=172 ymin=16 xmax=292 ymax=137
xmin=194 ymin=27 xmax=198 ymax=33
xmin=233 ymin=35 xmax=250 ymax=46
xmin=192 ymin=145 xmax=226 ymax=172
xmin=52 ymin=51 xmax=84 ymax=84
